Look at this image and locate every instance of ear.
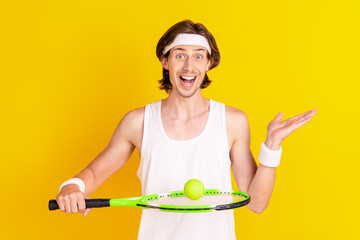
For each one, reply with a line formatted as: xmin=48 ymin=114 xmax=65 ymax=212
xmin=160 ymin=56 xmax=169 ymax=70
xmin=206 ymin=59 xmax=213 ymax=71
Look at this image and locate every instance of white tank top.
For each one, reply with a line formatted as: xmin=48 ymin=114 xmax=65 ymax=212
xmin=137 ymin=99 xmax=236 ymax=240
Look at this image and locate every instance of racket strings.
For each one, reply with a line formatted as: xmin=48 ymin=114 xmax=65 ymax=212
xmin=149 ymin=193 xmax=246 ymax=206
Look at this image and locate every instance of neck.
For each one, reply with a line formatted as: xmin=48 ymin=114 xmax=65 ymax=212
xmin=162 ymin=90 xmax=209 ymax=119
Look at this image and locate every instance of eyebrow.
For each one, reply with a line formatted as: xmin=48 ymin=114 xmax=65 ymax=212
xmin=173 ymin=47 xmax=206 ymax=52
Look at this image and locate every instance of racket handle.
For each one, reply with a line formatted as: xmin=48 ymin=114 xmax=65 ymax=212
xmin=48 ymin=199 xmax=110 ymax=211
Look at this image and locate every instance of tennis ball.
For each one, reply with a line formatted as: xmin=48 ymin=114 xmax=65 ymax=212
xmin=184 ymin=179 xmax=205 ymax=200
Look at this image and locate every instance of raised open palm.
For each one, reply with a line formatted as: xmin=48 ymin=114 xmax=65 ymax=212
xmin=265 ymin=109 xmax=318 ymax=149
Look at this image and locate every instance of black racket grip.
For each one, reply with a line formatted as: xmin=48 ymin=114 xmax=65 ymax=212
xmin=48 ymin=199 xmax=110 ymax=211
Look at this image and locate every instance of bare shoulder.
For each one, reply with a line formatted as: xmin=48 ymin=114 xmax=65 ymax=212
xmin=109 ymin=107 xmax=145 ymax=149
xmin=225 ymin=105 xmax=250 ymax=147
xmin=225 ymin=105 xmax=249 ymax=128
xmin=121 ymin=107 xmax=145 ymax=127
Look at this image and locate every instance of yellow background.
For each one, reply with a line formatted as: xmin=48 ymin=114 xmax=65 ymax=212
xmin=1 ymin=0 xmax=359 ymax=239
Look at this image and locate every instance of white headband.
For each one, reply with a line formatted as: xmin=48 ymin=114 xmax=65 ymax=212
xmin=163 ymin=33 xmax=211 ymax=55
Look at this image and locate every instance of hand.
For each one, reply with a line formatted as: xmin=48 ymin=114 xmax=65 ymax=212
xmin=56 ymin=184 xmax=92 ymax=217
xmin=265 ymin=109 xmax=318 ymax=150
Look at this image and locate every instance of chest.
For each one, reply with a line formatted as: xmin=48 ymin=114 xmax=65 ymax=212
xmin=136 ymin=103 xmax=236 ymax=154
xmin=161 ymin=112 xmax=236 ymax=150
xmin=161 ymin=112 xmax=209 ymax=141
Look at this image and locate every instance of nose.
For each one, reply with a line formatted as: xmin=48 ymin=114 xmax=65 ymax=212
xmin=182 ymin=58 xmax=194 ymax=72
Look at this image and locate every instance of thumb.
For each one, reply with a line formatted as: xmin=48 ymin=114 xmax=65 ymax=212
xmin=83 ymin=195 xmax=92 ymax=217
xmin=275 ymin=112 xmax=283 ymax=121
xmin=83 ymin=208 xmax=92 ymax=217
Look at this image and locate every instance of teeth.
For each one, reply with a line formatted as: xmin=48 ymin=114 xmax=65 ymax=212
xmin=180 ymin=76 xmax=196 ymax=80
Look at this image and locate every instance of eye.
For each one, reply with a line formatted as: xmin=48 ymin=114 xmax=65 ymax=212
xmin=177 ymin=54 xmax=184 ymax=59
xmin=195 ymin=55 xmax=202 ymax=60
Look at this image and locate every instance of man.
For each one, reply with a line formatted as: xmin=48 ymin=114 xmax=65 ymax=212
xmin=56 ymin=20 xmax=317 ymax=239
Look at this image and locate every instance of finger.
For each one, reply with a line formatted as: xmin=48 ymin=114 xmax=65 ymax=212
xmin=56 ymin=196 xmax=65 ymax=212
xmin=274 ymin=112 xmax=283 ymax=121
xmin=284 ymin=110 xmax=310 ymax=123
xmin=57 ymin=201 xmax=65 ymax=212
xmin=83 ymin=208 xmax=92 ymax=217
xmin=64 ymin=197 xmax=72 ymax=213
xmin=70 ymin=196 xmax=79 ymax=213
xmin=297 ymin=116 xmax=313 ymax=128
xmin=289 ymin=116 xmax=313 ymax=132
xmin=83 ymin=195 xmax=92 ymax=216
xmin=77 ymin=197 xmax=86 ymax=213
xmin=292 ymin=109 xmax=317 ymax=121
xmin=286 ymin=113 xmax=313 ymax=126
xmin=57 ymin=200 xmax=65 ymax=212
xmin=294 ymin=110 xmax=317 ymax=124
xmin=310 ymin=109 xmax=318 ymax=116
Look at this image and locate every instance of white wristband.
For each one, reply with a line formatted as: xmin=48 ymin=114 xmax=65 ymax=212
xmin=258 ymin=141 xmax=282 ymax=167
xmin=59 ymin=178 xmax=85 ymax=193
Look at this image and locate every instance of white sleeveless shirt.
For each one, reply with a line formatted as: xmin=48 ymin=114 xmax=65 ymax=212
xmin=137 ymin=99 xmax=236 ymax=240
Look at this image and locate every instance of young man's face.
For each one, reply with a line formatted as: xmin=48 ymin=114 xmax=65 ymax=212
xmin=161 ymin=45 xmax=212 ymax=98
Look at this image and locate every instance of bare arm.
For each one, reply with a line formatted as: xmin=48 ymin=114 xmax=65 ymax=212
xmin=227 ymin=106 xmax=274 ymax=214
xmin=56 ymin=107 xmax=144 ymax=216
xmin=228 ymin=107 xmax=317 ymax=214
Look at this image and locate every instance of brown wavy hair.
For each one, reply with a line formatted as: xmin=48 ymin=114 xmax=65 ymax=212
xmin=156 ymin=19 xmax=221 ymax=93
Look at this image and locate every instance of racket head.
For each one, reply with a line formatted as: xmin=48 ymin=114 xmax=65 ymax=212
xmin=111 ymin=189 xmax=250 ymax=213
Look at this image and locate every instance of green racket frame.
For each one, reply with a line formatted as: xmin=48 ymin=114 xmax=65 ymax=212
xmin=49 ymin=189 xmax=250 ymax=213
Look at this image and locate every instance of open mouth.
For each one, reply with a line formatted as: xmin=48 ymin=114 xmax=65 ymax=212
xmin=179 ymin=75 xmax=197 ymax=83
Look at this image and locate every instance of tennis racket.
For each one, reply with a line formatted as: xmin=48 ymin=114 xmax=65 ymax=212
xmin=49 ymin=189 xmax=250 ymax=213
